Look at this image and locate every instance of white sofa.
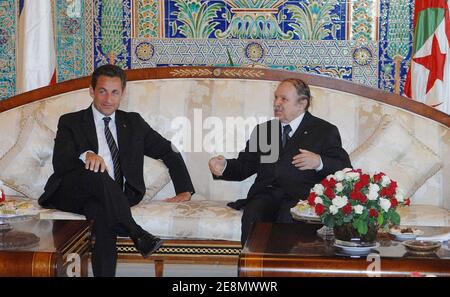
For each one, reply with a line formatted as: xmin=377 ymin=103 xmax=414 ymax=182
xmin=1 ymin=67 xmax=449 ymax=244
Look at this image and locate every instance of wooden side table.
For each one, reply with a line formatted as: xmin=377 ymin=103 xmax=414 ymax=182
xmin=239 ymin=223 xmax=450 ymax=277
xmin=0 ymin=219 xmax=91 ymax=277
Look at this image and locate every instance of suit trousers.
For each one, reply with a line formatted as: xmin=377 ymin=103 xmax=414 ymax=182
xmin=240 ymin=187 xmax=298 ymax=245
xmin=49 ymin=168 xmax=141 ymax=277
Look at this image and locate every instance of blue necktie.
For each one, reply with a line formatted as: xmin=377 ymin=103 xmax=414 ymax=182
xmin=103 ymin=117 xmax=123 ymax=189
xmin=282 ymin=124 xmax=292 ymax=148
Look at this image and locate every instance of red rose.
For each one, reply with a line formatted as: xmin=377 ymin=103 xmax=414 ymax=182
xmin=373 ymin=173 xmax=384 ymax=183
xmin=360 ymin=174 xmax=370 ymax=186
xmin=354 ymin=181 xmax=364 ymax=191
xmin=404 ymin=198 xmax=411 ymax=206
xmin=369 ymin=208 xmax=378 ymax=217
xmin=0 ymin=190 xmax=5 ymax=202
xmin=321 ymin=178 xmax=336 ymax=188
xmin=328 ymin=178 xmax=337 ymax=188
xmin=307 ymin=192 xmax=317 ymax=206
xmin=359 ymin=194 xmax=368 ymax=204
xmin=342 ymin=203 xmax=352 ymax=215
xmin=324 ymin=187 xmax=335 ymax=199
xmin=390 ymin=198 xmax=398 ymax=207
xmin=315 ymin=204 xmax=325 ymax=216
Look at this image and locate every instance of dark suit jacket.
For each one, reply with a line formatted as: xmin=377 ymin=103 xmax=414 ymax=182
xmin=39 ymin=106 xmax=194 ymax=207
xmin=216 ymin=112 xmax=351 ymax=208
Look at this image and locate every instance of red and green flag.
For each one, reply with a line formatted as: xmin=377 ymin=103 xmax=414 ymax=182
xmin=404 ymin=0 xmax=450 ymax=114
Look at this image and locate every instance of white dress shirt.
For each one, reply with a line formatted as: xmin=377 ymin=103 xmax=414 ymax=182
xmin=79 ymin=105 xmax=119 ymax=180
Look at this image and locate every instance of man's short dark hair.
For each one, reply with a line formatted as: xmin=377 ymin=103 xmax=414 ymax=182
xmin=91 ymin=64 xmax=127 ymax=90
xmin=281 ymin=78 xmax=311 ymax=110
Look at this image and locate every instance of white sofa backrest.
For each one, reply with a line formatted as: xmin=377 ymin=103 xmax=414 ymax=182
xmin=1 ymin=67 xmax=449 ymax=209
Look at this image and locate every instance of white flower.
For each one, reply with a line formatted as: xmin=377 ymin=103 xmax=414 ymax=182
xmin=326 ymin=174 xmax=334 ymax=180
xmin=345 ymin=172 xmax=360 ymax=181
xmin=335 ymin=183 xmax=344 ymax=192
xmin=368 ymin=183 xmax=380 ymax=193
xmin=395 ymin=188 xmax=405 ymax=202
xmin=343 ymin=168 xmax=352 ymax=173
xmin=353 ymin=204 xmax=364 ymax=215
xmin=332 ymin=195 xmax=348 ymax=209
xmin=381 ymin=175 xmax=391 ymax=187
xmin=379 ymin=198 xmax=391 ymax=212
xmin=329 ymin=205 xmax=339 ymax=215
xmin=367 ymin=191 xmax=378 ymax=201
xmin=334 ymin=171 xmax=345 ymax=181
xmin=314 ymin=197 xmax=323 ymax=205
xmin=313 ymin=184 xmax=324 ymax=195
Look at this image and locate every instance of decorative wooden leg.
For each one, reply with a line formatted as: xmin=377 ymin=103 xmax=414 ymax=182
xmin=154 ymin=260 xmax=164 ymax=277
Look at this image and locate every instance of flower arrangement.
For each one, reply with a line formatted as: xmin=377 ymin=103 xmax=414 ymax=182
xmin=0 ymin=181 xmax=5 ymax=203
xmin=307 ymin=168 xmax=410 ymax=237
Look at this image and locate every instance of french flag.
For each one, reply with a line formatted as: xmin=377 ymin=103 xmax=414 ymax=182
xmin=17 ymin=0 xmax=56 ymax=93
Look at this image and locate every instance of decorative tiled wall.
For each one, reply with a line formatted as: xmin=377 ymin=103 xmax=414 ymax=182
xmin=0 ymin=0 xmax=16 ymax=100
xmin=0 ymin=0 xmax=413 ymax=100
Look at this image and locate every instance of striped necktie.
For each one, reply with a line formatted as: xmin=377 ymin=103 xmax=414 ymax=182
xmin=282 ymin=124 xmax=292 ymax=148
xmin=103 ymin=117 xmax=123 ymax=189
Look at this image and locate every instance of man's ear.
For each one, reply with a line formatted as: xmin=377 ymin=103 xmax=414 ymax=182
xmin=89 ymin=85 xmax=94 ymax=98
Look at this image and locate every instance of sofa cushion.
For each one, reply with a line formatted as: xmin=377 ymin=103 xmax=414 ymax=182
xmin=38 ymin=199 xmax=242 ymax=241
xmin=398 ymin=205 xmax=450 ymax=227
xmin=0 ymin=116 xmax=54 ymax=199
xmin=142 ymin=158 xmax=171 ymax=201
xmin=350 ymin=115 xmax=442 ymax=198
xmin=131 ymin=200 xmax=242 ymax=241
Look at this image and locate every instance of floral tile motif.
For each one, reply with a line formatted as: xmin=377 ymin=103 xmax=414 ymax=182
xmin=93 ymin=0 xmax=132 ymax=69
xmin=349 ymin=0 xmax=377 ymax=42
xmin=136 ymin=0 xmax=161 ymax=38
xmin=131 ymin=37 xmax=377 ymax=86
xmin=378 ymin=0 xmax=413 ymax=94
xmin=56 ymin=0 xmax=87 ymax=82
xmin=0 ymin=1 xmax=16 ymax=100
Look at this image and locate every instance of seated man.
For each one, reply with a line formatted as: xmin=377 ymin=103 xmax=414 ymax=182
xmin=209 ymin=78 xmax=351 ymax=245
xmin=39 ymin=64 xmax=195 ymax=277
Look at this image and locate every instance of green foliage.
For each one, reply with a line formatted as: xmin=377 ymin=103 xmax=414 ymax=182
xmin=101 ymin=0 xmax=126 ymax=63
xmin=172 ymin=0 xmax=224 ymax=38
xmin=387 ymin=0 xmax=411 ymax=59
xmin=285 ymin=0 xmax=340 ymax=40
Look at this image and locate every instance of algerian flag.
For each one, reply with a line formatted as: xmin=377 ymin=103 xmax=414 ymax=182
xmin=404 ymin=0 xmax=450 ymax=114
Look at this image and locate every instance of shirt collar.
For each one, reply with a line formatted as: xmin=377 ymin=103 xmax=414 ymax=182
xmin=283 ymin=112 xmax=305 ymax=134
xmin=92 ymin=105 xmax=116 ymax=125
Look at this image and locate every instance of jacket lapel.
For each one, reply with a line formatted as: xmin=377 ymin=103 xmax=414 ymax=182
xmin=281 ymin=111 xmax=313 ymax=155
xmin=81 ymin=106 xmax=99 ymax=153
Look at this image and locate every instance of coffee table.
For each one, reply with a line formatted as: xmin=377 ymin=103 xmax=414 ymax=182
xmin=239 ymin=223 xmax=450 ymax=277
xmin=0 ymin=218 xmax=91 ymax=277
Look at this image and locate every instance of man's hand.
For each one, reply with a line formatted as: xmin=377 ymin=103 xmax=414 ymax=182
xmin=164 ymin=192 xmax=192 ymax=203
xmin=208 ymin=155 xmax=226 ymax=176
xmin=85 ymin=152 xmax=107 ymax=173
xmin=292 ymin=149 xmax=321 ymax=170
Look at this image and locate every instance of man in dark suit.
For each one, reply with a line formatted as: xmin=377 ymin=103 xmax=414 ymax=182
xmin=209 ymin=78 xmax=351 ymax=245
xmin=39 ymin=64 xmax=195 ymax=276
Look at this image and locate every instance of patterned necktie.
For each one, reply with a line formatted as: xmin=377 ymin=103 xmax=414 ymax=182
xmin=103 ymin=117 xmax=123 ymax=189
xmin=282 ymin=124 xmax=292 ymax=148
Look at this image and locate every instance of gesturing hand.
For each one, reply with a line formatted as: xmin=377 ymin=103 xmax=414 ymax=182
xmin=292 ymin=149 xmax=321 ymax=170
xmin=208 ymin=155 xmax=226 ymax=176
xmin=164 ymin=192 xmax=192 ymax=203
xmin=85 ymin=152 xmax=107 ymax=173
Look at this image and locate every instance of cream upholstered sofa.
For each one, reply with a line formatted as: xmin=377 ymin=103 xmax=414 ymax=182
xmin=1 ymin=67 xmax=449 ymax=246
